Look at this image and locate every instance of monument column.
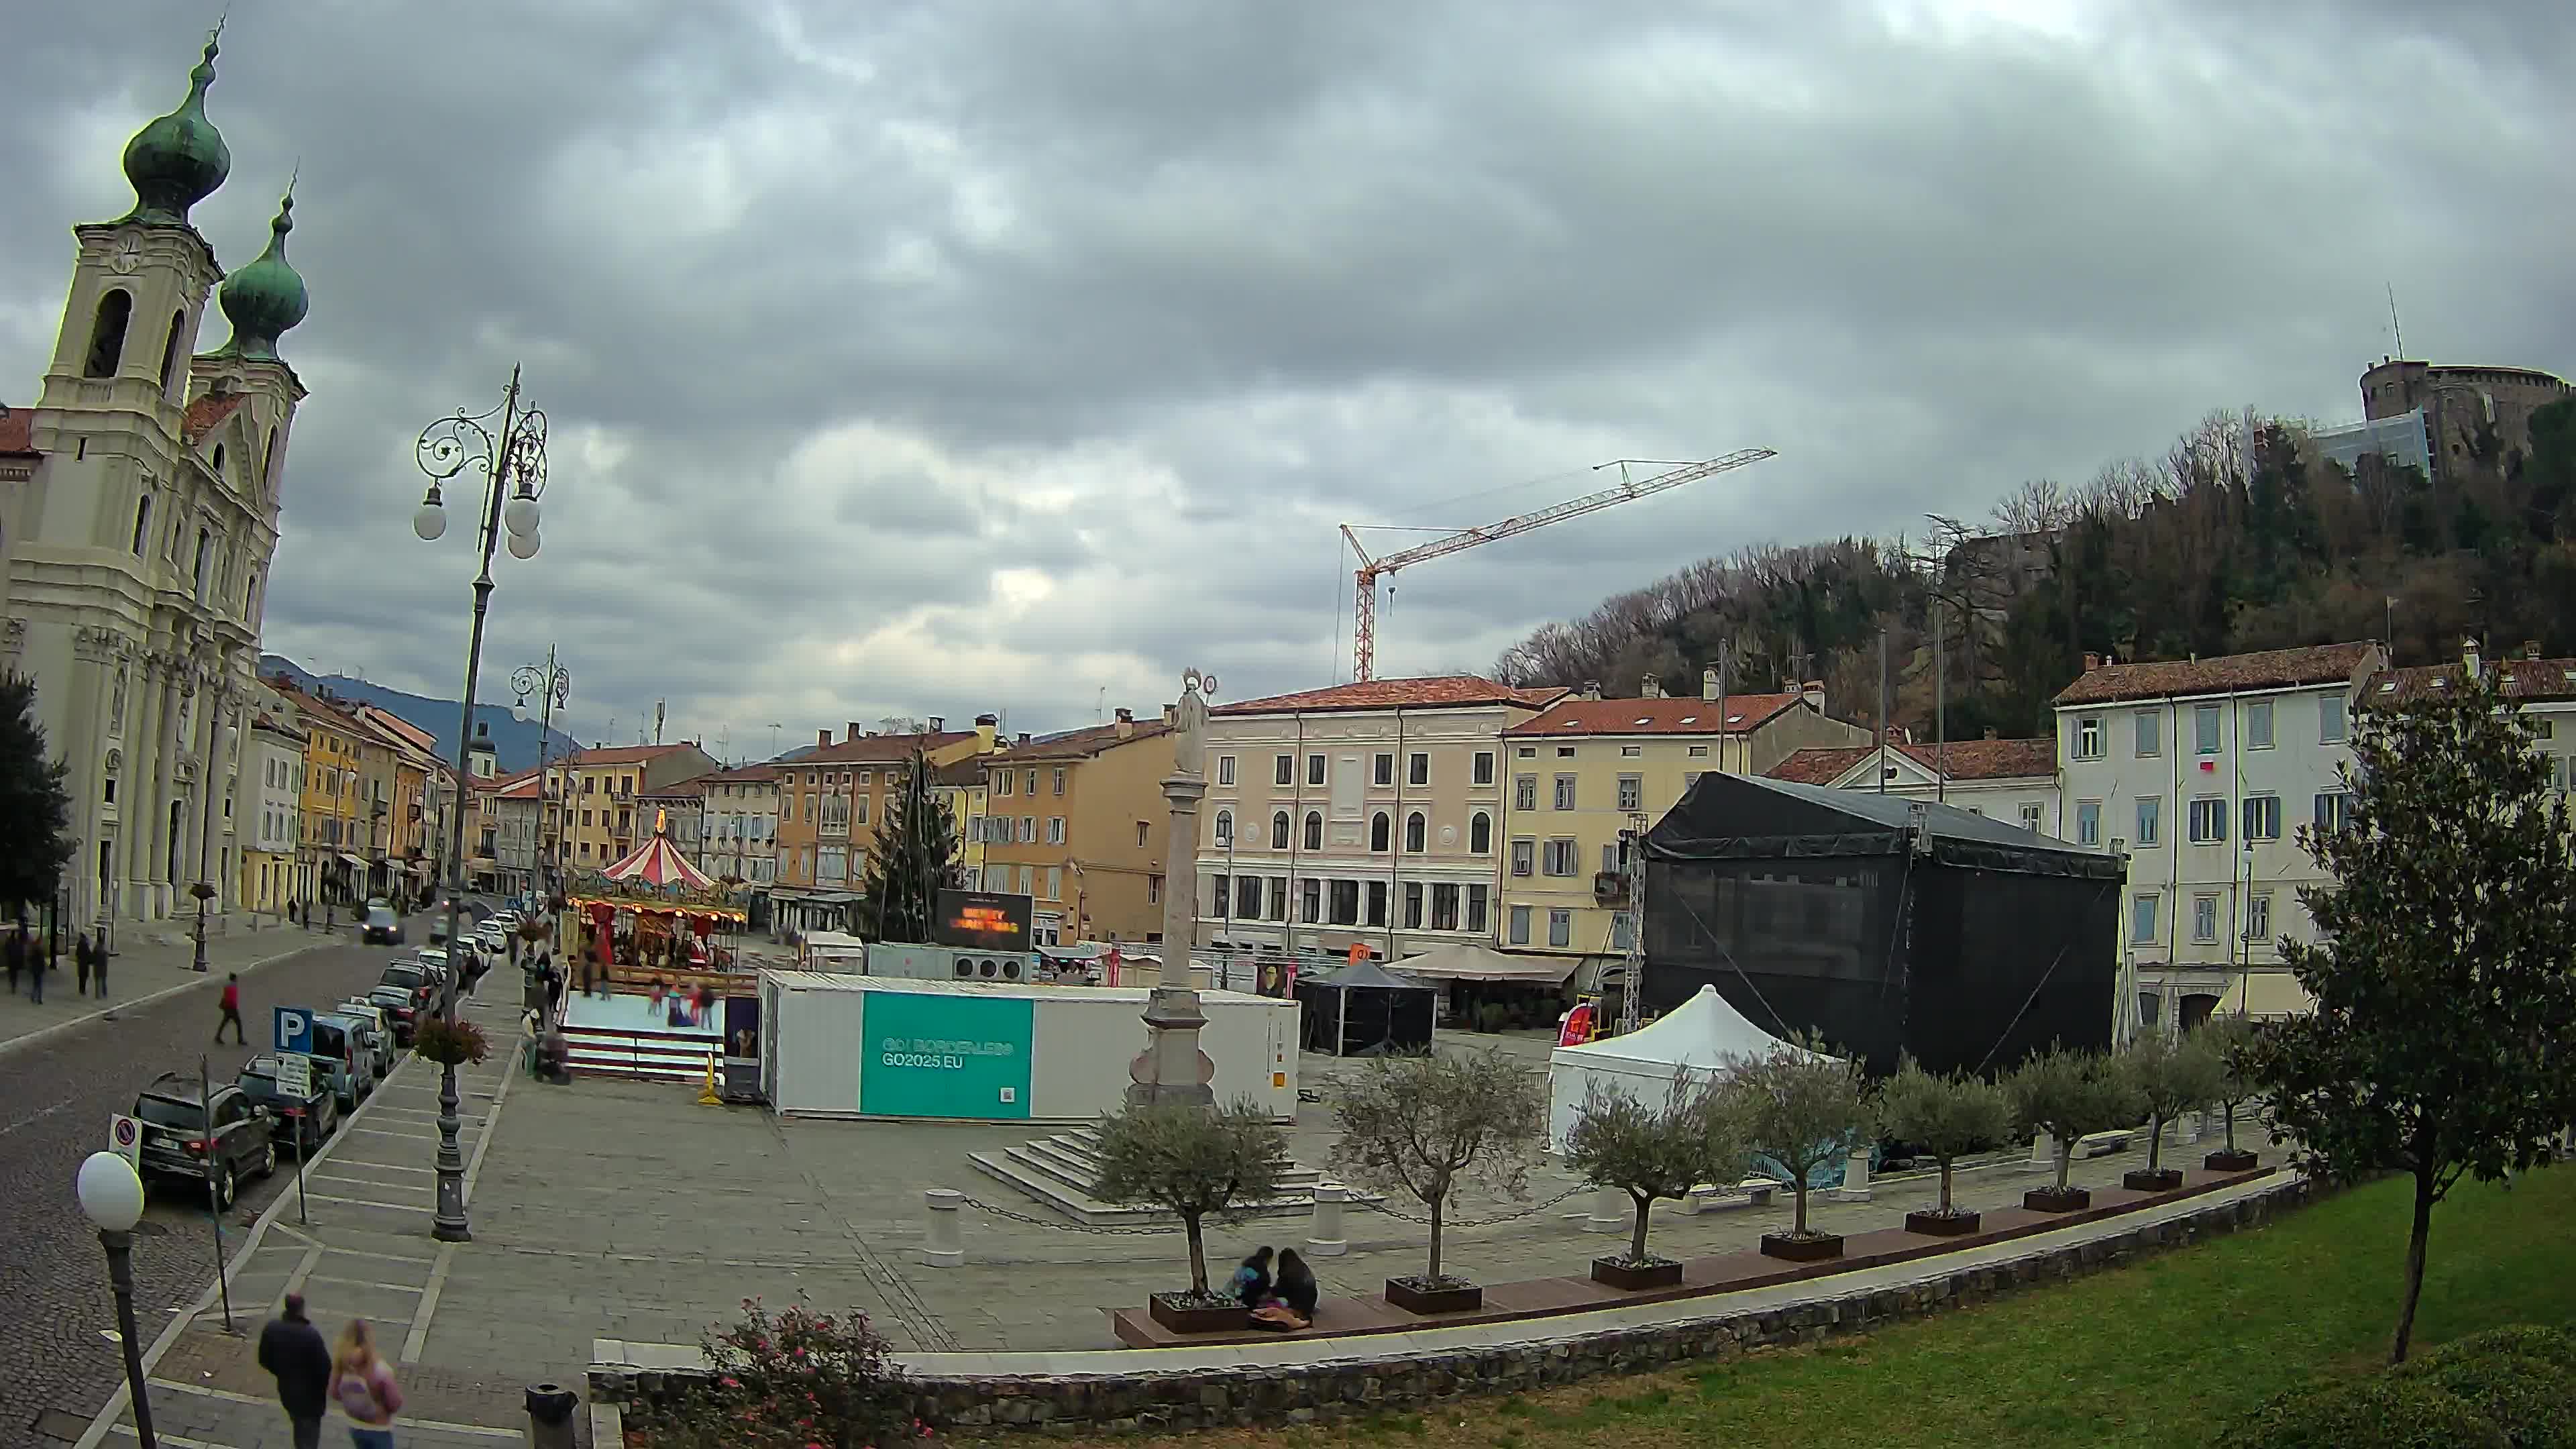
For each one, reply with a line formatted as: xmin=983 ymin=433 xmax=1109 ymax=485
xmin=1127 ymin=668 xmax=1218 ymax=1110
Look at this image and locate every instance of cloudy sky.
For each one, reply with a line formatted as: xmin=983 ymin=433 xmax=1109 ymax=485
xmin=4 ymin=1 xmax=2567 ymax=757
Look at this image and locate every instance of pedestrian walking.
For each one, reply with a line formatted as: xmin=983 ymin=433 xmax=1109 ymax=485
xmin=256 ymin=1293 xmax=332 ymax=1449
xmin=288 ymin=898 xmax=300 ymax=926
xmin=215 ymin=972 xmax=246 ymax=1044
xmin=25 ymin=943 xmax=42 ymax=1004
xmin=91 ymin=934 xmax=108 ymax=998
xmin=327 ymin=1318 xmax=404 ymax=1448
xmin=5 ymin=926 xmax=21 ymax=994
xmin=74 ymin=931 xmax=92 ymax=997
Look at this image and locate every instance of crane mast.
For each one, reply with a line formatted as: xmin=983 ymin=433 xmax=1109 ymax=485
xmin=1342 ymin=448 xmax=1776 ymax=681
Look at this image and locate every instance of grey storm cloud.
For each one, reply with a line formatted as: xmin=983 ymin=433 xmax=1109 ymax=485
xmin=1 ymin=0 xmax=2569 ymax=753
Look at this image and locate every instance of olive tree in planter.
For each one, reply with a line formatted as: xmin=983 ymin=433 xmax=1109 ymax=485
xmin=1877 ymin=1057 xmax=2012 ymax=1236
xmin=1091 ymin=1097 xmax=1290 ymax=1334
xmin=2006 ymin=1045 xmax=2141 ymax=1212
xmin=1329 ymin=1049 xmax=1548 ymax=1313
xmin=1562 ymin=1069 xmax=1752 ymax=1289
xmin=2200 ymin=1014 xmax=2263 ymax=1171
xmin=1731 ymin=1036 xmax=1870 ymax=1262
xmin=2120 ymin=1027 xmax=2227 ymax=1191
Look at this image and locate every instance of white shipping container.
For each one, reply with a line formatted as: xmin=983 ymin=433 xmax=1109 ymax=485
xmin=758 ymin=971 xmax=1299 ymax=1122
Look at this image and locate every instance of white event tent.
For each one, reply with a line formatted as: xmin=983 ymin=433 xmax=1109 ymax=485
xmin=1546 ymin=984 xmax=1836 ymax=1150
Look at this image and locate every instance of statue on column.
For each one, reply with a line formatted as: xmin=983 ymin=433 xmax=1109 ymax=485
xmin=1171 ymin=667 xmax=1215 ymax=779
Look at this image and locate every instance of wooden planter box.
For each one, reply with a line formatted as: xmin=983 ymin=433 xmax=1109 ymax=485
xmin=2024 ymin=1185 xmax=2092 ymax=1214
xmin=1904 ymin=1209 xmax=1981 ymax=1236
xmin=2123 ymin=1167 xmax=2185 ymax=1192
xmin=1146 ymin=1293 xmax=1248 ymax=1335
xmin=1383 ymin=1277 xmax=1483 ymax=1314
xmin=2204 ymin=1148 xmax=2259 ymax=1172
xmin=1590 ymin=1256 xmax=1684 ymax=1291
xmin=1759 ymin=1232 xmax=1844 ymax=1263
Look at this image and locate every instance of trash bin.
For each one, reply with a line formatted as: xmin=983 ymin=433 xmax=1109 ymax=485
xmin=523 ymin=1382 xmax=578 ymax=1449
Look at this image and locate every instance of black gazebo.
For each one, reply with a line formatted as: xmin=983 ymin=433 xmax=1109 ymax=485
xmin=1294 ymin=959 xmax=1438 ymax=1057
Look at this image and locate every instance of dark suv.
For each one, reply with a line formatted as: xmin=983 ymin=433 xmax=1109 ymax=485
xmin=134 ymin=1073 xmax=278 ymax=1210
xmin=235 ymin=1055 xmax=341 ymax=1152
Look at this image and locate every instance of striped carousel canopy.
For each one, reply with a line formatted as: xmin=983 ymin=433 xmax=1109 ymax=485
xmin=598 ymin=809 xmax=716 ymax=891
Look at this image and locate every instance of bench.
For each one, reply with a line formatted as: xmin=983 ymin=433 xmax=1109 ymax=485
xmin=1680 ymin=1177 xmax=1786 ymax=1214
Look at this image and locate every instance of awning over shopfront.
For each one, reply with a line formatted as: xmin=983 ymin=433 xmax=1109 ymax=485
xmin=337 ymin=853 xmax=368 ymax=871
xmin=1389 ymin=942 xmax=1580 ymax=985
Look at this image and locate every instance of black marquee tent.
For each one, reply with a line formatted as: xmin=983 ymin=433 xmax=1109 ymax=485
xmin=1295 ymin=959 xmax=1438 ymax=1057
xmin=1642 ymin=773 xmax=2123 ymax=1077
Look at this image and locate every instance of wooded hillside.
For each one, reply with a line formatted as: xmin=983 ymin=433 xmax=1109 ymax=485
xmin=1492 ymin=396 xmax=2576 ymax=741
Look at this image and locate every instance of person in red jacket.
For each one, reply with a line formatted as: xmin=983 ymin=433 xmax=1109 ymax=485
xmin=215 ymin=973 xmax=246 ymax=1044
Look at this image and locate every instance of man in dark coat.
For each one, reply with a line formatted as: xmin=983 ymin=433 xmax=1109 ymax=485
xmin=256 ymin=1292 xmax=332 ymax=1448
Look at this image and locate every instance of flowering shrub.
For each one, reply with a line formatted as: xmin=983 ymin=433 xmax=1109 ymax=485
xmin=638 ymin=1298 xmax=913 ymax=1449
xmin=411 ymin=1017 xmax=489 ymax=1067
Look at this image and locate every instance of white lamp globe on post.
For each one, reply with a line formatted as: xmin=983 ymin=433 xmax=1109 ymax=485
xmin=502 ymin=489 xmax=540 ymax=539
xmin=78 ymin=1151 xmax=157 ymax=1449
xmin=412 ymin=485 xmax=448 ymax=542
xmin=506 ymin=529 xmax=540 ymax=561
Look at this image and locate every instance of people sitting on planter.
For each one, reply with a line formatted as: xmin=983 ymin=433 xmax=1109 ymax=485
xmin=1252 ymin=1249 xmax=1317 ymax=1331
xmin=1227 ymin=1246 xmax=1274 ymax=1308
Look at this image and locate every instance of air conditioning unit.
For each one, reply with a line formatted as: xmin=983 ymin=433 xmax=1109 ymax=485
xmin=1591 ymin=871 xmax=1629 ymax=904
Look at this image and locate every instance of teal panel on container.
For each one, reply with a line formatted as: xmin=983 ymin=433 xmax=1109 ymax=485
xmin=860 ymin=991 xmax=1035 ymax=1119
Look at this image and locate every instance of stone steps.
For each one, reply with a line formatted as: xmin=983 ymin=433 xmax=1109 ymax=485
xmin=967 ymin=1128 xmax=1371 ymax=1226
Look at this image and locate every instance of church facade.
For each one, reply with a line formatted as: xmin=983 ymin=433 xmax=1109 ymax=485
xmin=0 ymin=29 xmax=312 ymax=933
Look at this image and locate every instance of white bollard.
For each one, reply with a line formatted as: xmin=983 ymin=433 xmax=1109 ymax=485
xmin=1585 ymin=1184 xmax=1628 ymax=1234
xmin=1306 ymin=1182 xmax=1349 ymax=1257
xmin=918 ymin=1188 xmax=964 ymax=1268
xmin=2029 ymin=1132 xmax=2059 ymax=1169
xmin=1829 ymin=1146 xmax=1872 ymax=1202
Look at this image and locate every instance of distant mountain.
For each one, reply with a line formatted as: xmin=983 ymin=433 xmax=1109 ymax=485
xmin=259 ymin=655 xmax=580 ymax=775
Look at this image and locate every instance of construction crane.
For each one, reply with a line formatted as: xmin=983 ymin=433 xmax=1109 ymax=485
xmin=1340 ymin=448 xmax=1776 ymax=680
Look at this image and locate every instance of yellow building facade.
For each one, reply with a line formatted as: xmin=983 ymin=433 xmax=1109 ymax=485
xmin=1497 ymin=688 xmax=1869 ymax=970
xmin=980 ymin=710 xmax=1173 ymax=946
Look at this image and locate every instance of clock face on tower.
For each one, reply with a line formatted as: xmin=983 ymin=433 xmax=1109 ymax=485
xmin=109 ymin=237 xmax=142 ymax=275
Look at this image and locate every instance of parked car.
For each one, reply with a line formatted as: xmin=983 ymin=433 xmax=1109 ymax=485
xmin=364 ymin=985 xmax=419 ymax=1045
xmin=235 ymin=1055 xmax=340 ymax=1152
xmin=362 ymin=904 xmax=404 ymax=946
xmin=307 ymin=1014 xmax=370 ymax=1111
xmin=414 ymin=948 xmax=453 ymax=993
xmin=133 ymin=1072 xmax=277 ymax=1209
xmin=335 ymin=1000 xmax=398 ymax=1075
xmin=319 ymin=1013 xmax=385 ymax=1097
xmin=378 ymin=962 xmax=436 ymax=1018
xmin=476 ymin=920 xmax=509 ymax=956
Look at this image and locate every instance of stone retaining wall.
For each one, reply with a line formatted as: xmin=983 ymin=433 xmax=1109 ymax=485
xmin=595 ymin=1176 xmax=2312 ymax=1438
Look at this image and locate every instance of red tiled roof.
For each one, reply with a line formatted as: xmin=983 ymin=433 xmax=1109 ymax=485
xmin=932 ymin=759 xmax=989 ymax=787
xmin=2052 ymin=643 xmax=2380 ymax=706
xmin=2369 ymin=657 xmax=2576 ymax=705
xmin=180 ymin=392 xmax=248 ymax=445
xmin=1503 ymin=693 xmax=1805 ymax=737
xmin=990 ymin=719 xmax=1171 ymax=761
xmin=1214 ymin=676 xmax=1567 ymax=716
xmin=1768 ymin=737 xmax=2057 ymax=786
xmin=0 ymin=405 xmax=36 ymax=457
xmin=793 ymin=731 xmax=977 ymax=766
xmin=694 ymin=763 xmax=784 ymax=785
xmin=484 ymin=768 xmax=543 ymax=800
xmin=564 ymin=743 xmax=697 ymax=767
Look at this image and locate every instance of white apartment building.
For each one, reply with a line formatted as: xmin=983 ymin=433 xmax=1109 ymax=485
xmin=1193 ymin=676 xmax=1564 ymax=963
xmin=1769 ymin=735 xmax=2062 ymax=837
xmin=2053 ymin=642 xmax=2385 ymax=1031
xmin=699 ymin=765 xmax=780 ymax=888
xmin=241 ymin=711 xmax=303 ymax=913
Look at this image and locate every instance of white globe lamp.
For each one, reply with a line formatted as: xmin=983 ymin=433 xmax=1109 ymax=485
xmin=77 ymin=1150 xmax=144 ymax=1232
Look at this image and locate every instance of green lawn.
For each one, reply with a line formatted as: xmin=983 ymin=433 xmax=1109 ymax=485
xmin=1109 ymin=1166 xmax=2576 ymax=1449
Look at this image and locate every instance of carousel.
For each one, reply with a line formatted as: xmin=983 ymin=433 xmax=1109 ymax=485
xmin=565 ymin=809 xmax=751 ymax=989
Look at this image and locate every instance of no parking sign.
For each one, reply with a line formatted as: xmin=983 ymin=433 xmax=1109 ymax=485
xmin=108 ymin=1114 xmax=141 ymax=1168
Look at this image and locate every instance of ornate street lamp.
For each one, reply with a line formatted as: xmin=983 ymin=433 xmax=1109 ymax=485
xmin=77 ymin=1151 xmax=157 ymax=1449
xmin=412 ymin=366 xmax=549 ymax=1242
xmin=513 ymin=647 xmax=571 ymax=902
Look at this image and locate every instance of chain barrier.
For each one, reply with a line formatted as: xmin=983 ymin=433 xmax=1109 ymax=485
xmin=955 ymin=1193 xmax=1187 ymax=1236
xmin=1350 ymin=1183 xmax=1591 ymax=1228
xmin=957 ymin=1185 xmax=1595 ymax=1236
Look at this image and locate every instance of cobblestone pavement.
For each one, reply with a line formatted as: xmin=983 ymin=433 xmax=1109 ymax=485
xmin=0 ymin=932 xmax=432 ymax=1445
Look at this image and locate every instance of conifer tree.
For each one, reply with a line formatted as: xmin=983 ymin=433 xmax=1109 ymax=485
xmin=855 ymin=748 xmax=960 ymax=942
xmin=0 ymin=672 xmax=74 ymax=925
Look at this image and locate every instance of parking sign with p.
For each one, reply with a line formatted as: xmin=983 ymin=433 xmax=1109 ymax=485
xmin=274 ymin=1006 xmax=312 ymax=1055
